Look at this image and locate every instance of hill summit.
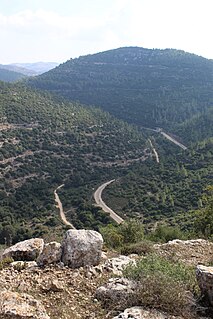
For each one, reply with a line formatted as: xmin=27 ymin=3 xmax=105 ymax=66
xmin=28 ymin=47 xmax=213 ymax=130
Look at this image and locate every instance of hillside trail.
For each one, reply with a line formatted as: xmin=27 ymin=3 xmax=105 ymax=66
xmin=148 ymin=138 xmax=160 ymax=163
xmin=54 ymin=184 xmax=76 ymax=229
xmin=93 ymin=180 xmax=124 ymax=224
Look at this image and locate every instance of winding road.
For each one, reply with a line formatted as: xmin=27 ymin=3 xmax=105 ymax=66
xmin=93 ymin=180 xmax=124 ymax=224
xmin=54 ymin=184 xmax=76 ymax=229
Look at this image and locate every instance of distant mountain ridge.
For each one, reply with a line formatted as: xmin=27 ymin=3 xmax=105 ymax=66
xmin=0 ymin=62 xmax=59 ymax=78
xmin=27 ymin=47 xmax=213 ymax=132
xmin=12 ymin=62 xmax=59 ymax=75
xmin=0 ymin=68 xmax=25 ymax=82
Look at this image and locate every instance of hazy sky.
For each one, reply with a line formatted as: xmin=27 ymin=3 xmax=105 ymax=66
xmin=0 ymin=0 xmax=212 ymax=63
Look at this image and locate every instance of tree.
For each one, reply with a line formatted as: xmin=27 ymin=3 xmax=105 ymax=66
xmin=194 ymin=186 xmax=213 ymax=238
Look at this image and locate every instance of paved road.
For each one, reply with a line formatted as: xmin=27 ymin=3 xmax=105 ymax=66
xmin=54 ymin=184 xmax=76 ymax=229
xmin=141 ymin=126 xmax=187 ymax=150
xmin=94 ymin=180 xmax=124 ymax=224
xmin=160 ymin=131 xmax=187 ymax=150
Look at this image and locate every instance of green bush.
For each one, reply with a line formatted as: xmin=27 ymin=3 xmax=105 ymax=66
xmin=0 ymin=256 xmax=14 ymax=270
xmin=123 ymin=254 xmax=198 ymax=318
xmin=100 ymin=219 xmax=144 ymax=249
xmin=120 ymin=240 xmax=154 ymax=256
xmin=148 ymin=225 xmax=186 ymax=243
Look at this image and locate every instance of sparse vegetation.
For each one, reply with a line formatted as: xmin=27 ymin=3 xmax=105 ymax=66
xmin=123 ymin=254 xmax=199 ymax=318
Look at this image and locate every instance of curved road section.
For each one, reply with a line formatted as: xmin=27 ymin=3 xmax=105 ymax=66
xmin=54 ymin=184 xmax=76 ymax=229
xmin=94 ymin=179 xmax=124 ymax=224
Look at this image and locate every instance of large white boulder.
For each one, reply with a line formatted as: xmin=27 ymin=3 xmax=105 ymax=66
xmin=196 ymin=265 xmax=213 ymax=306
xmin=2 ymin=238 xmax=44 ymax=261
xmin=0 ymin=290 xmax=50 ymax=319
xmin=37 ymin=241 xmax=62 ymax=266
xmin=61 ymin=229 xmax=103 ymax=268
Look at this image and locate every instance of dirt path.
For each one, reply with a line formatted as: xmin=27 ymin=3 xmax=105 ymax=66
xmin=148 ymin=139 xmax=160 ymax=163
xmin=54 ymin=185 xmax=76 ymax=229
xmin=93 ymin=180 xmax=124 ymax=224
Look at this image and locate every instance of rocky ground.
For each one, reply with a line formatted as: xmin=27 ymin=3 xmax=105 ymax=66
xmin=0 ymin=262 xmax=109 ymax=319
xmin=1 ymin=232 xmax=213 ymax=319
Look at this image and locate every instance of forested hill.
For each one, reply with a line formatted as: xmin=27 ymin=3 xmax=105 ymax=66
xmin=0 ymin=68 xmax=25 ymax=82
xmin=0 ymin=82 xmax=148 ymax=243
xmin=27 ymin=47 xmax=213 ymax=130
xmin=174 ymin=107 xmax=213 ymax=144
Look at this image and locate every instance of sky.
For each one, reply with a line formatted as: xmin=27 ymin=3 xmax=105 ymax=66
xmin=0 ymin=0 xmax=212 ymax=64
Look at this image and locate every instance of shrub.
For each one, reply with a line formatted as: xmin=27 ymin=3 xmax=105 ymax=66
xmin=0 ymin=256 xmax=14 ymax=270
xmin=148 ymin=225 xmax=186 ymax=243
xmin=100 ymin=219 xmax=144 ymax=249
xmin=100 ymin=224 xmax=124 ymax=248
xmin=120 ymin=240 xmax=154 ymax=256
xmin=123 ymin=254 xmax=198 ymax=318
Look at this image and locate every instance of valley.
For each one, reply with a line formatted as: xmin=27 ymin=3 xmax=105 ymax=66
xmin=0 ymin=47 xmax=212 ymax=244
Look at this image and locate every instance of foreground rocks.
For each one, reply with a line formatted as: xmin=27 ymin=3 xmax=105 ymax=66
xmin=103 ymin=255 xmax=136 ymax=276
xmin=2 ymin=238 xmax=44 ymax=261
xmin=196 ymin=265 xmax=213 ymax=306
xmin=113 ymin=307 xmax=185 ymax=319
xmin=0 ymin=264 xmax=108 ymax=319
xmin=0 ymin=290 xmax=50 ymax=319
xmin=95 ymin=277 xmax=137 ymax=306
xmin=37 ymin=241 xmax=62 ymax=266
xmin=62 ymin=229 xmax=103 ymax=268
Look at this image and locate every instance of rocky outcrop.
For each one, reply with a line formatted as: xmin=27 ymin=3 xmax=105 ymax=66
xmin=3 ymin=238 xmax=44 ymax=261
xmin=103 ymin=255 xmax=136 ymax=275
xmin=37 ymin=241 xmax=62 ymax=266
xmin=95 ymin=277 xmax=137 ymax=306
xmin=113 ymin=306 xmax=185 ymax=319
xmin=62 ymin=229 xmax=103 ymax=268
xmin=196 ymin=265 xmax=213 ymax=306
xmin=0 ymin=290 xmax=50 ymax=319
xmin=154 ymin=239 xmax=213 ymax=266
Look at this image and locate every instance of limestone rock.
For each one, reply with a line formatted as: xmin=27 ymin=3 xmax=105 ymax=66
xmin=95 ymin=277 xmax=137 ymax=306
xmin=154 ymin=239 xmax=213 ymax=266
xmin=41 ymin=279 xmax=65 ymax=292
xmin=113 ymin=306 xmax=184 ymax=319
xmin=62 ymin=229 xmax=103 ymax=268
xmin=37 ymin=241 xmax=62 ymax=266
xmin=0 ymin=290 xmax=50 ymax=319
xmin=196 ymin=265 xmax=213 ymax=306
xmin=103 ymin=255 xmax=136 ymax=275
xmin=3 ymin=238 xmax=44 ymax=261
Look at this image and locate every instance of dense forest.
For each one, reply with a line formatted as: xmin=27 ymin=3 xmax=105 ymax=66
xmin=27 ymin=47 xmax=213 ymax=131
xmin=0 ymin=82 xmax=149 ymax=243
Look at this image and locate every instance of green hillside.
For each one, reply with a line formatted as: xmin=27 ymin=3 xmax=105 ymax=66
xmin=103 ymin=136 xmax=213 ymax=229
xmin=0 ymin=68 xmax=25 ymax=82
xmin=0 ymin=82 xmax=148 ymax=243
xmin=174 ymin=107 xmax=213 ymax=144
xmin=27 ymin=47 xmax=213 ymax=130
